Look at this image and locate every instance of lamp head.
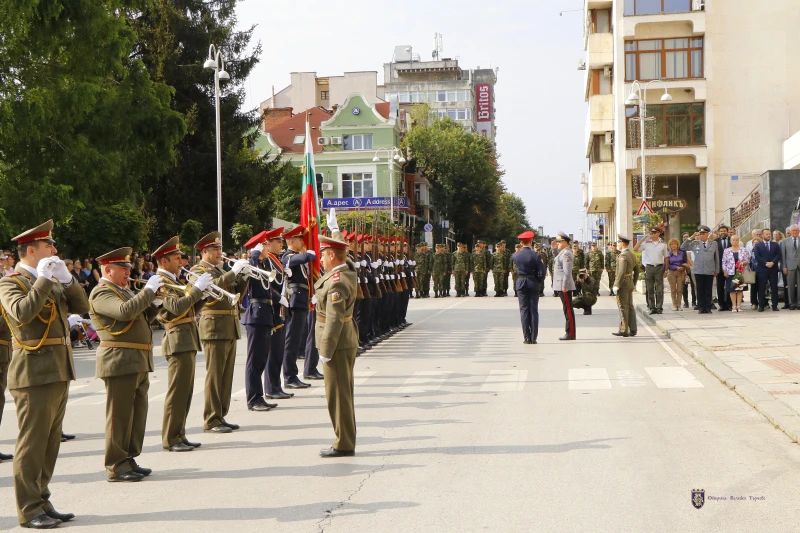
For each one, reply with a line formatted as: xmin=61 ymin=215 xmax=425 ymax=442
xmin=218 ymin=70 xmax=230 ymax=81
xmin=660 ymin=89 xmax=672 ymax=102
xmin=372 ymin=155 xmax=380 ymax=162
xmin=625 ymin=92 xmax=640 ymax=105
xmin=398 ymin=156 xmax=407 ymax=164
xmin=203 ymin=58 xmax=218 ymax=69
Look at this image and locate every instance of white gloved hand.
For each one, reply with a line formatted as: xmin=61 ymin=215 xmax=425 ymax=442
xmin=327 ymin=208 xmax=339 ymax=232
xmin=152 ymin=299 xmax=163 ymax=307
xmin=360 ymin=260 xmax=367 ymax=268
xmin=144 ymin=275 xmax=164 ymax=294
xmin=379 ymin=274 xmax=384 ymax=280
xmin=401 ymin=273 xmax=406 ymax=278
xmin=306 ymin=250 xmax=316 ymax=258
xmin=377 ymin=259 xmax=383 ymax=266
xmin=194 ymin=272 xmax=213 ymax=292
xmin=279 ymin=296 xmax=289 ymax=307
xmin=36 ymin=258 xmax=56 ymax=279
xmin=52 ymin=260 xmax=73 ymax=284
xmin=410 ymin=260 xmax=416 ymax=266
xmin=285 ymin=267 xmax=292 ymax=277
xmin=311 ymin=295 xmax=318 ymax=305
xmin=370 ymin=262 xmax=379 ymax=269
xmin=231 ymin=259 xmax=249 ymax=275
xmin=253 ymin=242 xmax=264 ymax=253
xmin=363 ymin=278 xmax=368 ymax=284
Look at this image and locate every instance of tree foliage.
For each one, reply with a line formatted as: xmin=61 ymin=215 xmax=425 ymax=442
xmin=490 ymin=192 xmax=534 ymax=245
xmin=57 ymin=204 xmax=148 ymax=259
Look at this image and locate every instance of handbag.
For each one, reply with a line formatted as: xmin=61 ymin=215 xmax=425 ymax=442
xmin=743 ymin=271 xmax=756 ymax=284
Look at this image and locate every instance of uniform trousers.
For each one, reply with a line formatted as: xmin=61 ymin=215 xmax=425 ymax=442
xmin=245 ymin=325 xmax=271 ymax=406
xmin=162 ymin=351 xmax=196 ymax=447
xmin=616 ymin=287 xmax=637 ymax=334
xmin=558 ymin=290 xmax=576 ymax=338
xmin=271 ymin=325 xmax=286 ymax=386
xmin=283 ymin=307 xmax=308 ymax=380
xmin=516 ymin=278 xmax=541 ymax=342
xmin=695 ymin=274 xmax=715 ymax=312
xmin=591 ymin=271 xmax=602 ymax=295
xmin=401 ymin=288 xmax=410 ymax=320
xmin=433 ymin=274 xmax=443 ymax=294
xmin=103 ymin=372 xmax=148 ymax=476
xmin=0 ymin=360 xmax=7 ymax=432
xmin=202 ymin=339 xmax=236 ymax=429
xmin=324 ymin=347 xmax=357 ymax=451
xmin=645 ymin=264 xmax=665 ymax=311
xmin=358 ymin=297 xmax=372 ymax=344
xmin=11 ymin=381 xmax=67 ymax=523
xmin=304 ymin=310 xmax=320 ymax=376
xmin=421 ymin=272 xmax=432 ymax=295
xmin=493 ymin=272 xmax=503 ymax=295
xmin=607 ymin=271 xmax=616 ymax=293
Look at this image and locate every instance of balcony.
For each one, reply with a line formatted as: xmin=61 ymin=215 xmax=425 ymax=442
xmin=584 ymin=94 xmax=614 ymax=157
xmin=587 ymin=162 xmax=616 ymax=213
xmin=625 ymin=146 xmax=708 ymax=170
xmin=624 ymin=79 xmax=706 ymax=101
xmin=623 ymin=0 xmax=705 ymax=38
xmin=587 ymin=33 xmax=613 ymax=69
xmin=586 ymin=0 xmax=612 ymax=9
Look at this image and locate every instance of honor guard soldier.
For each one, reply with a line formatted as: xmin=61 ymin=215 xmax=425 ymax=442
xmin=512 ymin=231 xmax=546 ymax=344
xmin=0 ymin=312 xmax=11 ymax=462
xmin=553 ymin=232 xmax=577 ymax=340
xmin=572 ymin=269 xmax=598 ymax=315
xmin=315 ymin=235 xmax=359 ymax=458
xmin=152 ymin=237 xmax=213 ymax=451
xmin=0 ymin=220 xmax=88 ymax=528
xmin=605 ymin=242 xmax=619 ymax=296
xmin=242 ymin=230 xmax=286 ymax=408
xmin=90 ymin=248 xmax=161 ymax=482
xmin=613 ymin=235 xmax=638 ymax=337
xmin=190 ymin=232 xmax=249 ymax=433
xmin=282 ymin=226 xmax=323 ymax=381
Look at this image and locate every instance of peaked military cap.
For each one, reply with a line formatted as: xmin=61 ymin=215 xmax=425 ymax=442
xmin=98 ymin=247 xmax=133 ymax=268
xmin=153 ymin=236 xmax=181 ymax=259
xmin=265 ymin=227 xmax=284 ymax=241
xmin=195 ymin=231 xmax=222 ymax=250
xmin=282 ymin=226 xmax=306 ymax=239
xmin=697 ymin=225 xmax=711 ymax=233
xmin=518 ymin=230 xmax=535 ymax=240
xmin=556 ymin=232 xmax=571 ymax=243
xmin=13 ymin=220 xmax=55 ymax=245
xmin=319 ymin=234 xmax=347 ymax=251
xmin=617 ymin=234 xmax=631 ymax=244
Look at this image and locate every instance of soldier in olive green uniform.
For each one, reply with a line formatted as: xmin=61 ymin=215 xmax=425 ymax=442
xmin=534 ymin=244 xmax=547 ymax=297
xmin=0 ymin=221 xmax=89 ymax=527
xmin=417 ymin=243 xmax=432 ymax=297
xmin=571 ymin=242 xmax=585 ymax=285
xmin=442 ymin=245 xmax=453 ymax=297
xmin=587 ymin=243 xmax=604 ymax=296
xmin=492 ymin=243 xmax=505 ymax=297
xmin=472 ymin=243 xmax=488 ymax=296
xmin=190 ymin=232 xmax=249 ymax=433
xmin=316 ymin=235 xmax=359 ymax=457
xmin=452 ymin=243 xmax=472 ymax=297
xmin=152 ymin=237 xmax=213 ymax=452
xmin=501 ymin=241 xmax=512 ymax=296
xmin=432 ymin=244 xmax=448 ymax=298
xmin=605 ymin=243 xmax=619 ymax=296
xmin=482 ymin=241 xmax=492 ymax=294
xmin=572 ymin=269 xmax=598 ymax=315
xmin=613 ymin=236 xmax=638 ymax=337
xmin=90 ymin=247 xmax=162 ymax=482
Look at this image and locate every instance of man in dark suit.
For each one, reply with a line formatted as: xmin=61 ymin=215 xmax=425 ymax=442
xmin=753 ymin=228 xmax=782 ymax=311
xmin=511 ymin=231 xmax=547 ymax=344
xmin=715 ymin=225 xmax=732 ymax=311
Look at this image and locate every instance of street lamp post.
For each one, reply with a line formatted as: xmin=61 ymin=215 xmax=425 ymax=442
xmin=372 ymin=147 xmax=406 ymax=222
xmin=203 ymin=44 xmax=230 ymax=237
xmin=625 ymin=80 xmax=672 ymax=205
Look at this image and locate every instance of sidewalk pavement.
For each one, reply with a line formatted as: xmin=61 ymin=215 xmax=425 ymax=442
xmin=635 ymin=295 xmax=800 ymax=444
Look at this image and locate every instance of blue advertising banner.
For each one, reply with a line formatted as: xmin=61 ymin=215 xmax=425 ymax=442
xmin=321 ymin=197 xmax=411 ymax=211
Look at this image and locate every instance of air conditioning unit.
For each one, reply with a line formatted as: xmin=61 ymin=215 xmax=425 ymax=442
xmin=604 ymin=132 xmax=613 ymax=145
xmin=321 ymin=183 xmax=334 ymax=192
xmin=577 ymin=59 xmax=586 ymax=71
xmin=317 ymin=137 xmax=328 ymax=146
xmin=330 ymin=136 xmax=343 ymax=145
xmin=692 ymin=0 xmax=705 ymax=10
xmin=603 ymin=66 xmax=612 ymax=78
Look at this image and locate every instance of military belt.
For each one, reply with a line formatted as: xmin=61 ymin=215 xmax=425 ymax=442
xmin=316 ymin=314 xmax=352 ymax=324
xmin=13 ymin=337 xmax=66 ymax=350
xmin=99 ymin=340 xmax=153 ymax=351
xmin=250 ymin=298 xmax=272 ymax=304
xmin=201 ymin=309 xmax=238 ymax=316
xmin=0 ymin=339 xmax=10 ymax=348
xmin=289 ymin=283 xmax=309 ymax=290
xmin=163 ymin=317 xmax=195 ymax=330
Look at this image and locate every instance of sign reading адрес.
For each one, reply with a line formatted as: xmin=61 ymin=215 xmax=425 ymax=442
xmin=321 ymin=197 xmax=410 ymax=211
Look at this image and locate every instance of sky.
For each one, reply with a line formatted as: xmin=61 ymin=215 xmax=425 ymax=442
xmin=234 ymin=0 xmax=590 ymax=239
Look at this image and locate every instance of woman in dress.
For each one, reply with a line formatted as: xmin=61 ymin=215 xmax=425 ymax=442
xmin=722 ymin=234 xmax=751 ymax=312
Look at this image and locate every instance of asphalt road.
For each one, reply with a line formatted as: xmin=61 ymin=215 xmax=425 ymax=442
xmin=1 ymin=290 xmax=799 ymax=531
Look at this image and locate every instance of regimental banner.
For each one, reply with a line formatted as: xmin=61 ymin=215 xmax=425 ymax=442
xmin=476 ymin=83 xmax=492 ymax=139
xmin=321 ymin=197 xmax=411 ymax=211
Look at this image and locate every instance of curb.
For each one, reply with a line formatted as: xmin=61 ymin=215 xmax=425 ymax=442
xmin=635 ymin=304 xmax=800 ymax=444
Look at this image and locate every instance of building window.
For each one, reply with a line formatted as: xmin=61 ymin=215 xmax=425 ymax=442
xmin=292 ymin=135 xmax=305 ymax=145
xmin=626 ymin=103 xmax=705 ymax=147
xmin=591 ymin=135 xmax=614 ymax=163
xmin=341 ymin=173 xmax=374 ymax=198
xmin=436 ymin=90 xmax=447 ymax=102
xmin=625 ymin=38 xmax=703 ymax=81
xmin=431 ymin=108 xmax=472 ymax=121
xmin=624 ymin=0 xmax=691 ymax=16
xmin=414 ymin=183 xmax=422 ymax=204
xmin=320 ymin=91 xmax=329 ymax=100
xmin=343 ymin=134 xmax=373 ymax=151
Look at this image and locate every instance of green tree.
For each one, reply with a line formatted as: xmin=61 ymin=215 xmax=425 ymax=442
xmin=179 ymin=219 xmax=204 ymax=252
xmin=134 ymin=0 xmax=285 ymax=247
xmin=57 ymin=204 xmax=148 ymax=259
xmin=230 ymin=222 xmax=253 ymax=248
xmin=0 ymin=0 xmax=185 ymax=242
xmin=272 ymin=163 xmax=303 ymax=223
xmin=490 ymin=192 xmax=533 ymax=245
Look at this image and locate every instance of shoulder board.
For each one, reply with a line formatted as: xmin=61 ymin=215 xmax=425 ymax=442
xmin=332 ymin=272 xmax=341 ymax=282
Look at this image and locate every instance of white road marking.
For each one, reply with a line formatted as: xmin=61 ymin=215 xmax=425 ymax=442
xmin=394 ymin=371 xmax=453 ymax=394
xmin=69 ymin=384 xmax=91 ymax=391
xmin=68 ymin=392 xmax=106 ymax=406
xmin=232 ymin=388 xmax=247 ymax=398
xmin=645 ymin=367 xmax=704 ymax=388
xmin=568 ymin=368 xmax=612 ymax=390
xmin=641 ymin=321 xmax=689 ymax=366
xmin=354 ymin=371 xmax=376 ymax=386
xmin=616 ymin=370 xmax=647 ymax=388
xmin=480 ymin=370 xmax=528 ymax=392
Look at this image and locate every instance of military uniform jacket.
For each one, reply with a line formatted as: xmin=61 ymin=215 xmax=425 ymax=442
xmin=0 ymin=267 xmax=89 ymax=389
xmin=553 ymin=249 xmax=576 ymax=292
xmin=614 ymin=249 xmax=636 ymax=290
xmin=416 ymin=251 xmax=431 ymax=274
xmin=156 ymin=270 xmax=205 ymax=355
xmin=588 ymin=251 xmax=604 ymax=272
xmin=433 ymin=252 xmax=448 ymax=273
xmin=472 ymin=251 xmax=487 ymax=272
xmin=90 ymin=280 xmax=158 ymax=378
xmin=605 ymin=250 xmax=620 ymax=271
xmin=282 ymin=249 xmax=315 ymax=309
xmin=576 ymin=276 xmax=598 ymax=305
xmin=453 ymin=251 xmax=472 ymax=272
xmin=491 ymin=252 xmax=504 ymax=273
xmin=314 ymin=263 xmax=359 ymax=360
xmin=241 ymin=250 xmax=280 ymax=327
xmin=680 ymin=239 xmax=719 ymax=276
xmin=190 ymin=261 xmax=247 ymax=340
xmin=512 ymin=248 xmax=546 ymax=282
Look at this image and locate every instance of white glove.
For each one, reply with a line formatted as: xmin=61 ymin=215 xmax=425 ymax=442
xmin=152 ymin=299 xmax=163 ymax=307
xmin=327 ymin=208 xmax=339 ymax=232
xmin=363 ymin=278 xmax=368 ymax=284
xmin=377 ymin=259 xmax=383 ymax=266
xmin=194 ymin=272 xmax=213 ymax=292
xmin=311 ymin=295 xmax=318 ymax=305
xmin=279 ymin=296 xmax=289 ymax=307
xmin=370 ymin=262 xmax=379 ymax=269
xmin=285 ymin=267 xmax=292 ymax=277
xmin=254 ymin=242 xmax=264 ymax=253
xmin=52 ymin=260 xmax=73 ymax=284
xmin=411 ymin=261 xmax=416 ymax=266
xmin=379 ymin=274 xmax=384 ymax=280
xmin=360 ymin=260 xmax=367 ymax=267
xmin=306 ymin=250 xmax=316 ymax=258
xmin=36 ymin=258 xmax=56 ymax=279
xmin=144 ymin=275 xmax=164 ymax=294
xmin=231 ymin=259 xmax=249 ymax=275
xmin=401 ymin=273 xmax=406 ymax=278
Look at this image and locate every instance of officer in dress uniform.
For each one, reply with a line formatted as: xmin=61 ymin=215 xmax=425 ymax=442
xmin=190 ymin=233 xmax=249 ymax=433
xmin=282 ymin=226 xmax=323 ymax=381
xmin=0 ymin=221 xmax=89 ymax=528
xmin=152 ymin=237 xmax=213 ymax=451
xmin=512 ymin=231 xmax=546 ymax=344
xmin=90 ymin=247 xmax=162 ymax=482
xmin=315 ymin=235 xmax=359 ymax=458
xmin=553 ymin=232 xmax=577 ymax=340
xmin=242 ymin=229 xmax=285 ymax=408
xmin=613 ymin=235 xmax=638 ymax=337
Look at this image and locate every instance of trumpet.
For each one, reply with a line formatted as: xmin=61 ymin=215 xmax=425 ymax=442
xmin=180 ymin=267 xmax=240 ymax=306
xmin=221 ymin=253 xmax=277 ymax=289
xmin=130 ymin=278 xmax=190 ymax=298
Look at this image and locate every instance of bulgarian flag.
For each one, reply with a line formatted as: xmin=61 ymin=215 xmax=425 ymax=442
xmin=300 ymin=118 xmax=321 ymax=295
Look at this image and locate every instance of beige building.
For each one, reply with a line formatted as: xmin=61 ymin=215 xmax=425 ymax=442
xmin=259 ymin=71 xmax=385 ymax=115
xmin=582 ymin=0 xmax=800 ymax=241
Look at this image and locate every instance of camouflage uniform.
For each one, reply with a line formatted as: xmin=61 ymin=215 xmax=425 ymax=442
xmin=472 ymin=244 xmax=488 ymax=297
xmin=492 ymin=244 xmax=505 ymax=297
xmin=453 ymin=244 xmax=472 ymax=297
xmin=441 ymin=247 xmax=453 ymax=297
xmin=605 ymin=245 xmax=620 ymax=296
xmin=571 ymin=243 xmax=585 ymax=285
xmin=534 ymin=244 xmax=547 ymax=296
xmin=417 ymin=244 xmax=433 ymax=297
xmin=587 ymin=246 xmax=604 ymax=295
xmin=548 ymin=243 xmax=559 ymax=296
xmin=432 ymin=245 xmax=449 ymax=298
xmin=572 ymin=269 xmax=598 ymax=315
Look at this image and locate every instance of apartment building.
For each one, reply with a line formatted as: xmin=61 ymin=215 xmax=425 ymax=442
xmin=582 ymin=0 xmax=800 ymax=241
xmin=259 ymin=71 xmax=385 ymax=117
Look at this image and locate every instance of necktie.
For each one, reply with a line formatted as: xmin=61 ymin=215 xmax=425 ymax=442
xmin=767 ymin=242 xmax=770 ymax=252
xmin=794 ymin=238 xmax=797 ymax=250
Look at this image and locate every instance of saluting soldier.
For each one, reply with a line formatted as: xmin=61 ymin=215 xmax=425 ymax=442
xmin=153 ymin=237 xmax=213 ymax=452
xmin=605 ymin=242 xmax=619 ymax=296
xmin=190 ymin=233 xmax=249 ymax=434
xmin=90 ymin=247 xmax=161 ymax=482
xmin=316 ymin=235 xmax=359 ymax=458
xmin=0 ymin=313 xmax=11 ymax=462
xmin=553 ymin=232 xmax=577 ymax=341
xmin=0 ymin=221 xmax=88 ymax=528
xmin=613 ymin=235 xmax=638 ymax=337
